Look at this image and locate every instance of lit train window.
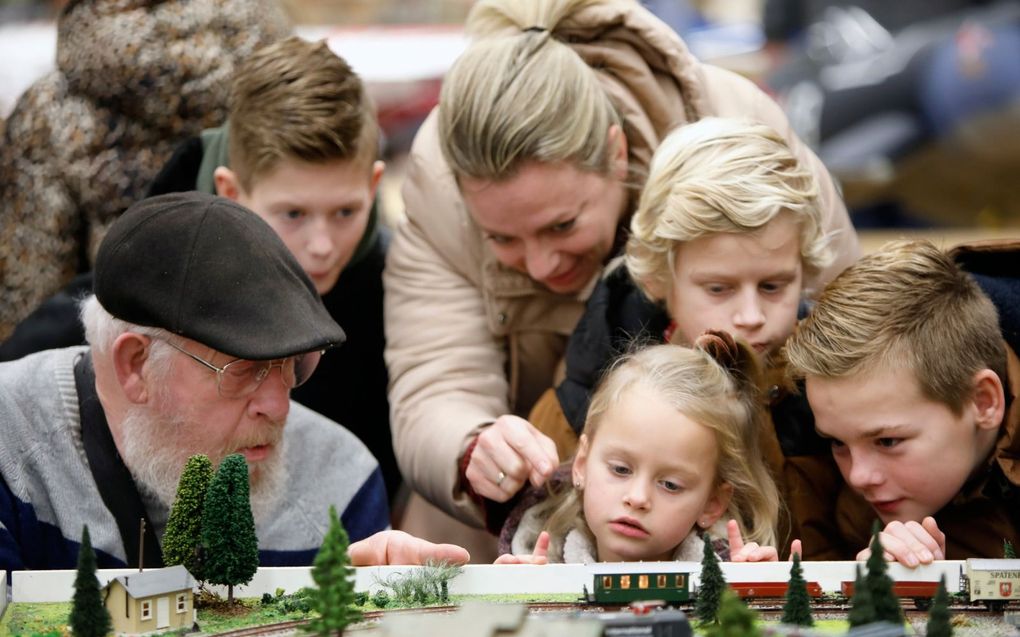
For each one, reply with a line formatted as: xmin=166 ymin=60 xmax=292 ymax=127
xmin=676 ymin=575 xmax=686 ymax=587
xmin=639 ymin=575 xmax=649 ymax=589
xmin=658 ymin=575 xmax=667 ymax=588
xmin=603 ymin=576 xmax=612 ymax=589
xmin=621 ymin=576 xmax=631 ymax=589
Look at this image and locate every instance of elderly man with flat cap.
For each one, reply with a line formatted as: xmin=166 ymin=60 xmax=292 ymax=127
xmin=0 ymin=192 xmax=468 ymax=571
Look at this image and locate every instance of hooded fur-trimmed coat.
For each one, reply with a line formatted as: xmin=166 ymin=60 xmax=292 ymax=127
xmin=0 ymin=0 xmax=290 ymax=339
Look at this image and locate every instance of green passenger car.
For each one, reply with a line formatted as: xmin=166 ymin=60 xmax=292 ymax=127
xmin=592 ymin=571 xmax=692 ymax=604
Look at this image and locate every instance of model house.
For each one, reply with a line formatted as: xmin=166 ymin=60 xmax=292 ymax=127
xmin=103 ymin=565 xmax=195 ymax=634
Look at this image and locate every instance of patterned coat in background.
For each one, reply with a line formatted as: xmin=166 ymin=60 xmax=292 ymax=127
xmin=0 ymin=0 xmax=291 ymax=339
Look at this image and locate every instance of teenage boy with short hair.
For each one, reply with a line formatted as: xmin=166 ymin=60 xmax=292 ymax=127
xmin=785 ymin=240 xmax=1020 ymax=563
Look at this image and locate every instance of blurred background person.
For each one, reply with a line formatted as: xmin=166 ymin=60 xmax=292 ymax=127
xmin=0 ymin=0 xmax=290 ymax=340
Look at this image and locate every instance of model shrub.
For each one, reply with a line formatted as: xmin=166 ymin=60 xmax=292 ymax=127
xmin=162 ymin=454 xmax=213 ymax=579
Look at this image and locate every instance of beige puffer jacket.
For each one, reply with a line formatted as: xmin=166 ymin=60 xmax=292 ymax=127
xmin=385 ymin=0 xmax=860 ymax=526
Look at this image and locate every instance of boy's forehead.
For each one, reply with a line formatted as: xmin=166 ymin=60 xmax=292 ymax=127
xmin=805 ymin=368 xmax=939 ymax=433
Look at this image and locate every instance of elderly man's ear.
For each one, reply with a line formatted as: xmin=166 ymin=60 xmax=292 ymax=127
xmin=111 ymin=333 xmax=156 ymax=404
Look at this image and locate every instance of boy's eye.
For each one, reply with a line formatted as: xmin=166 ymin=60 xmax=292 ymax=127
xmin=830 ymin=439 xmax=847 ymax=451
xmin=284 ymin=209 xmax=304 ymax=220
xmin=705 ymin=284 xmax=730 ymax=295
xmin=335 ymin=207 xmax=356 ymax=219
xmin=760 ymin=281 xmax=786 ymax=294
xmin=609 ymin=463 xmax=631 ymax=476
xmin=550 ymin=219 xmax=576 ymax=233
xmin=486 ymin=234 xmax=514 ymax=246
xmin=876 ymin=438 xmax=902 ymax=449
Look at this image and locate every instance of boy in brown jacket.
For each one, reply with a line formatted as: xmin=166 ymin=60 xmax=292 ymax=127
xmin=785 ymin=240 xmax=1020 ymax=563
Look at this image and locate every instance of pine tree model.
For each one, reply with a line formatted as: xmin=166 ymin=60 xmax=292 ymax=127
xmin=695 ymin=534 xmax=726 ymax=625
xmin=162 ymin=454 xmax=213 ymax=579
xmin=308 ymin=505 xmax=362 ymax=636
xmin=1004 ymin=539 xmax=1016 ymax=559
xmin=926 ymin=574 xmax=954 ymax=637
xmin=781 ymin=552 xmax=814 ymax=626
xmin=201 ymin=453 xmax=259 ymax=604
xmin=847 ymin=564 xmax=877 ymax=628
xmin=865 ymin=526 xmax=903 ymax=625
xmin=69 ymin=525 xmax=113 ymax=637
xmin=703 ymin=589 xmax=761 ymax=637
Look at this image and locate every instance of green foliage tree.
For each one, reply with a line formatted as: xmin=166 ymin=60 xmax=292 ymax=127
xmin=1004 ymin=539 xmax=1016 ymax=559
xmin=847 ymin=565 xmax=877 ymax=628
xmin=865 ymin=525 xmax=903 ymax=625
xmin=68 ymin=526 xmax=112 ymax=637
xmin=695 ymin=534 xmax=726 ymax=625
xmin=702 ymin=589 xmax=761 ymax=637
xmin=201 ymin=453 xmax=259 ymax=604
xmin=781 ymin=552 xmax=814 ymax=626
xmin=926 ymin=574 xmax=954 ymax=637
xmin=307 ymin=505 xmax=362 ymax=635
xmin=162 ymin=454 xmax=213 ymax=579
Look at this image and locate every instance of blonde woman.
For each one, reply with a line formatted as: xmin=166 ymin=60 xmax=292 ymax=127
xmin=385 ymin=0 xmax=859 ymax=536
xmin=497 ymin=335 xmax=783 ymax=564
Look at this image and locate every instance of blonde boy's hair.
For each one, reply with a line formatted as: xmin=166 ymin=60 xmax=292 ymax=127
xmin=626 ymin=118 xmax=831 ymax=301
xmin=438 ymin=0 xmax=623 ymax=181
xmin=540 ymin=338 xmax=780 ymax=559
xmin=786 ymin=240 xmax=1005 ymax=414
xmin=228 ymin=36 xmax=379 ymax=190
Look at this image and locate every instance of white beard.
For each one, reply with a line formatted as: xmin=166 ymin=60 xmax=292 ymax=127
xmin=117 ymin=401 xmax=288 ymax=527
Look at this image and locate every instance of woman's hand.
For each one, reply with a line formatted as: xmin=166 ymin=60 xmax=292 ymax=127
xmin=465 ymin=415 xmax=558 ymax=502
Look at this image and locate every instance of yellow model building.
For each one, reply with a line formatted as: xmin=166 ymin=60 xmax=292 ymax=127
xmin=103 ymin=565 xmax=195 ymax=634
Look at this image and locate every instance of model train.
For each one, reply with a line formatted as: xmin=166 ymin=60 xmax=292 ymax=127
xmin=585 ymin=558 xmax=1020 ymax=611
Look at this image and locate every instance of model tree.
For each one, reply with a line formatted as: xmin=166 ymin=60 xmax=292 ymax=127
xmin=781 ymin=552 xmax=813 ymax=626
xmin=847 ymin=564 xmax=877 ymax=628
xmin=695 ymin=534 xmax=726 ymax=625
xmin=68 ymin=525 xmax=113 ymax=637
xmin=865 ymin=524 xmax=903 ymax=625
xmin=307 ymin=505 xmax=362 ymax=635
xmin=1004 ymin=539 xmax=1016 ymax=558
xmin=162 ymin=454 xmax=213 ymax=579
xmin=926 ymin=574 xmax=954 ymax=637
xmin=702 ymin=589 xmax=761 ymax=637
xmin=201 ymin=453 xmax=259 ymax=604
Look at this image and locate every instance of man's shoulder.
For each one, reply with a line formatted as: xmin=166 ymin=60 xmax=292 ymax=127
xmin=0 ymin=346 xmax=83 ymax=386
xmin=284 ymin=401 xmax=378 ymax=470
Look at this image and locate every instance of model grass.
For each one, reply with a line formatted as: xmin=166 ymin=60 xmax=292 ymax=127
xmin=374 ymin=560 xmax=462 ymax=606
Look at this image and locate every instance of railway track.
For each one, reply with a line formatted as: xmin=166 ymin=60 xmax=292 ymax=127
xmin=205 ymin=598 xmax=1011 ymax=636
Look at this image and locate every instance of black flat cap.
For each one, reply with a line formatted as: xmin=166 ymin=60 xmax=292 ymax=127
xmin=95 ymin=192 xmax=345 ymax=360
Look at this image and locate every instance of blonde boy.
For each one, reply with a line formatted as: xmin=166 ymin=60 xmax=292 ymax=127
xmin=785 ymin=240 xmax=1020 ymax=562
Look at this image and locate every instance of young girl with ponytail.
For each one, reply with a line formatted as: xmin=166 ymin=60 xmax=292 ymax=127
xmin=497 ymin=333 xmax=783 ymax=563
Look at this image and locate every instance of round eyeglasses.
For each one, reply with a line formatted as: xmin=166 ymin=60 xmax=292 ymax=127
xmin=158 ymin=338 xmax=323 ymax=398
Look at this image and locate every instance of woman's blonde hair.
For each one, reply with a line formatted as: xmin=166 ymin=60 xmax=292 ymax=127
xmin=438 ymin=0 xmax=623 ymax=181
xmin=540 ymin=334 xmax=780 ymax=559
xmin=626 ymin=118 xmax=832 ymax=301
